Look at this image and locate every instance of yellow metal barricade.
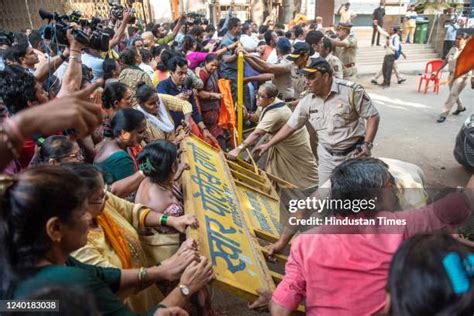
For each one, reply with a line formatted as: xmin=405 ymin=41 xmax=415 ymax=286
xmin=181 ymin=135 xmax=276 ymax=300
xmin=237 ymin=51 xmax=244 ymax=145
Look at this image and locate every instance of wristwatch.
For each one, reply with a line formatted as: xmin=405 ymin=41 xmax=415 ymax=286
xmin=179 ymin=284 xmax=190 ymax=297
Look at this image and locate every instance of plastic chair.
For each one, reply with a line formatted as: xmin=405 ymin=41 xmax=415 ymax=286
xmin=418 ymin=59 xmax=444 ymax=94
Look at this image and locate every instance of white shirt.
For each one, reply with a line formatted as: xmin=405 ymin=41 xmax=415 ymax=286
xmin=386 ymin=34 xmax=400 ymax=56
xmin=267 ymin=49 xmax=278 ymax=64
xmin=240 ymin=34 xmax=259 ymax=51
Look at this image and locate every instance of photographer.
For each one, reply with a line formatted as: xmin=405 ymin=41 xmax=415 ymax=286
xmin=57 ymin=30 xmax=87 ymax=97
xmin=103 ymin=9 xmax=133 ymax=60
xmin=82 ymin=46 xmax=104 ymax=82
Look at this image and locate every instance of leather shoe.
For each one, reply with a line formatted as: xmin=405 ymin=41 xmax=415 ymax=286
xmin=398 ymin=78 xmax=406 ymax=84
xmin=453 ymin=107 xmax=466 ymax=115
xmin=437 ymin=116 xmax=446 ymax=123
xmin=371 ymin=79 xmax=378 ymax=85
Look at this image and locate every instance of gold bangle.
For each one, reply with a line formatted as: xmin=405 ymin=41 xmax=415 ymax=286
xmin=138 ymin=267 xmax=147 ymax=283
xmin=139 ymin=208 xmax=151 ymax=229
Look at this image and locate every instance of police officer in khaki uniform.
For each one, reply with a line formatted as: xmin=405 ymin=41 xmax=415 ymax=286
xmin=329 ymin=23 xmax=358 ymax=81
xmin=257 ymin=58 xmax=380 ymax=185
xmin=320 ymin=37 xmax=344 ymax=79
xmin=287 ymin=42 xmax=313 ymax=99
xmin=287 ymin=43 xmax=319 ymax=160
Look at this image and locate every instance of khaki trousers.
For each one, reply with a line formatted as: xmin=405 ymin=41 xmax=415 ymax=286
xmin=441 ymin=75 xmax=468 ymax=116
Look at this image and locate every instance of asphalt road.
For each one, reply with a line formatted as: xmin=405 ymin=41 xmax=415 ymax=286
xmin=211 ymin=72 xmax=474 ymax=314
xmin=361 ymin=73 xmax=473 ymax=188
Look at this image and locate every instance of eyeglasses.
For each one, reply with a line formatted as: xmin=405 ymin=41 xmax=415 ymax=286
xmin=89 ymin=189 xmax=107 ymax=205
xmin=256 ymin=94 xmax=272 ymax=99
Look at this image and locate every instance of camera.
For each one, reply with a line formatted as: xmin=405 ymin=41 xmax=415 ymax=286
xmin=185 ymin=12 xmax=207 ymax=26
xmin=0 ymin=31 xmax=14 ymax=46
xmin=108 ymin=0 xmax=136 ymax=24
xmin=39 ymin=9 xmax=110 ymax=52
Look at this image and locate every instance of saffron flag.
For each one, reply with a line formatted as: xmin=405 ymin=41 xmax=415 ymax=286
xmin=454 ymin=37 xmax=474 ymax=79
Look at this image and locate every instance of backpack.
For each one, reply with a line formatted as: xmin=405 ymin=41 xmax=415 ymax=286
xmin=393 ymin=36 xmax=402 ymax=60
xmin=454 ymin=114 xmax=474 ymax=172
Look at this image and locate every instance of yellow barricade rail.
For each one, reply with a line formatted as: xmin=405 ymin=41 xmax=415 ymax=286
xmin=182 ymin=135 xmax=306 ymax=313
xmin=181 ymin=135 xmax=277 ymax=300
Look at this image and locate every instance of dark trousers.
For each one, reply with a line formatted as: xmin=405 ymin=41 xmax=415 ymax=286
xmin=443 ymin=40 xmax=455 ymax=59
xmin=372 ymin=24 xmax=381 ymax=45
xmin=382 ymin=54 xmax=396 ymax=86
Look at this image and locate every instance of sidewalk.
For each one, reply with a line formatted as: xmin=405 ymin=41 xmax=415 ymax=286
xmin=357 ymin=60 xmax=427 ymax=77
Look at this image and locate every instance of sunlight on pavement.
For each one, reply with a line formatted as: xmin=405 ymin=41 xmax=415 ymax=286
xmin=369 ymin=93 xmax=431 ymax=109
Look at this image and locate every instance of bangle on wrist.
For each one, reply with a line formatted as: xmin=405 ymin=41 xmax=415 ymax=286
xmin=69 ymin=56 xmax=82 ymax=63
xmin=70 ymin=49 xmax=82 ymax=54
xmin=138 ymin=267 xmax=148 ymax=284
xmin=160 ymin=214 xmax=169 ymax=226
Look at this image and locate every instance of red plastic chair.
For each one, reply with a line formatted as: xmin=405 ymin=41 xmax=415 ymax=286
xmin=418 ymin=59 xmax=444 ymax=94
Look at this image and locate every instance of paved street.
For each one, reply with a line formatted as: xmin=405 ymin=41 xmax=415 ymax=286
xmin=212 ymin=71 xmax=474 ymax=315
xmin=360 ymin=72 xmax=473 ymax=188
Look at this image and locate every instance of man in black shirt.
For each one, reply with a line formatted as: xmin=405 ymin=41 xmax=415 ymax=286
xmin=372 ymin=1 xmax=386 ymax=46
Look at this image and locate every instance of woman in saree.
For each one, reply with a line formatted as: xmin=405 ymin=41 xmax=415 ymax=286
xmin=135 ymin=82 xmax=192 ymax=143
xmin=196 ymin=54 xmax=225 ymax=148
xmin=65 ymin=163 xmax=199 ymax=313
xmin=0 ymin=166 xmax=214 ymax=316
xmin=135 ymin=140 xmax=189 ymax=263
xmin=94 ymin=108 xmax=146 ymax=186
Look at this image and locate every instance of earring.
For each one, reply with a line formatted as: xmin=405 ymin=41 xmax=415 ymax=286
xmin=56 ymin=237 xmax=61 ymax=243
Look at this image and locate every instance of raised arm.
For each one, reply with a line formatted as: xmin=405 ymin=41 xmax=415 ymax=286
xmin=244 ymin=53 xmax=290 ymax=75
xmin=108 ymin=11 xmax=131 ymax=50
xmin=34 ymin=54 xmax=67 ymax=84
xmin=171 ymin=15 xmax=186 ymax=38
xmin=57 ymin=31 xmax=86 ymax=97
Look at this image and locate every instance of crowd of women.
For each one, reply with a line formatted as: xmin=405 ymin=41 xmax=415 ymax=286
xmin=0 ymin=5 xmax=474 ymax=316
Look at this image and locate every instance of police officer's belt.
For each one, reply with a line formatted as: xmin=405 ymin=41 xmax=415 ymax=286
xmin=325 ymin=137 xmax=364 ymax=156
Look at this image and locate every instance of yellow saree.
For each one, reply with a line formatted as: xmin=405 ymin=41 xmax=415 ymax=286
xmin=72 ymin=192 xmax=163 ymax=313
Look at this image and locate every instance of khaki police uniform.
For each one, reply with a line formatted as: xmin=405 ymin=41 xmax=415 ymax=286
xmin=324 ymin=53 xmax=344 ymax=79
xmin=287 ymin=78 xmax=379 ymax=184
xmin=334 ymin=34 xmax=358 ymax=81
xmin=441 ymin=46 xmax=471 ymax=117
xmin=273 ymin=55 xmax=296 ymax=101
